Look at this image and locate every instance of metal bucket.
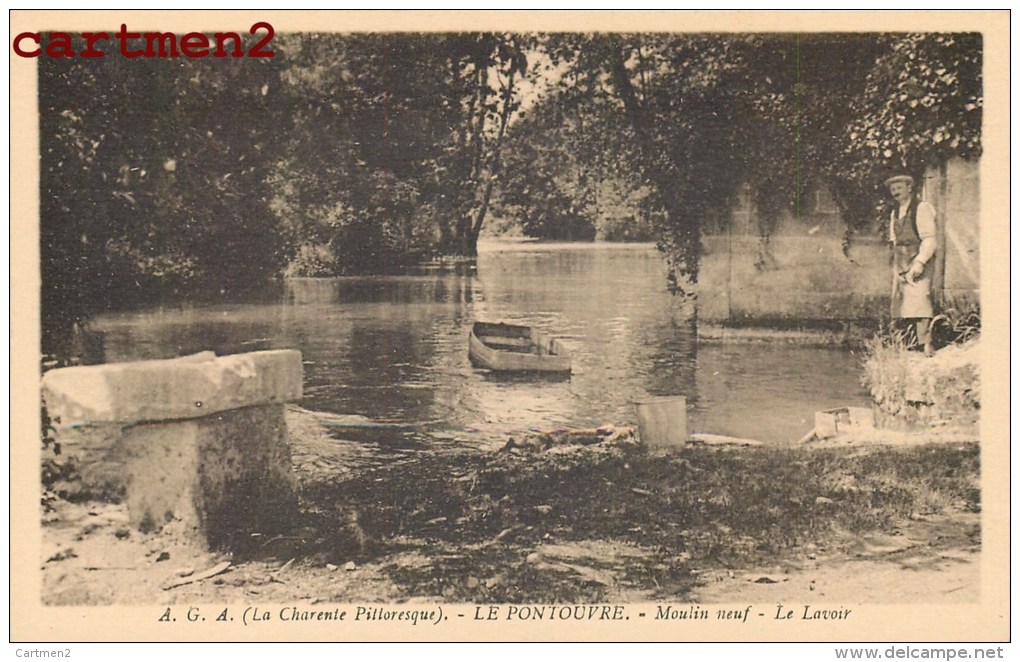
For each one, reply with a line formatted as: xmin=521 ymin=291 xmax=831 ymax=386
xmin=634 ymin=396 xmax=687 ymax=449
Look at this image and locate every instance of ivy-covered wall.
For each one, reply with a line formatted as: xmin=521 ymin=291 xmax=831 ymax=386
xmin=699 ymin=156 xmax=980 ymax=325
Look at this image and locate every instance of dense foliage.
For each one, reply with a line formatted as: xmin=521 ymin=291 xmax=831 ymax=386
xmin=502 ymin=33 xmax=982 ymax=292
xmin=40 ymin=31 xmax=982 ymax=361
xmin=40 ymin=37 xmax=290 ymax=361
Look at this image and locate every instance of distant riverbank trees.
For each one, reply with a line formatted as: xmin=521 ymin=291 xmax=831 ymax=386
xmin=40 ymin=31 xmax=981 ymax=361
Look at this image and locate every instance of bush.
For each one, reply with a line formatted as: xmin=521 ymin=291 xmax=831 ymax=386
xmin=862 ymin=328 xmax=914 ymax=421
xmin=932 ymin=296 xmax=981 ymax=347
xmin=862 ymin=310 xmax=981 ymax=426
xmin=286 ymin=244 xmax=338 ymax=277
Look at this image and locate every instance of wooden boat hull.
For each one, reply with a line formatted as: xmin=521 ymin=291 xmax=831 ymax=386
xmin=468 ymin=322 xmax=571 ymax=373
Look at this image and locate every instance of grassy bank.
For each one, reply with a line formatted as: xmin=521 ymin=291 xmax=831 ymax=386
xmin=287 ymin=431 xmax=979 ymax=603
xmin=41 ymin=414 xmax=981 ymax=605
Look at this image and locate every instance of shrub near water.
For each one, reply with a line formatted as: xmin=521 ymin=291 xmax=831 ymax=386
xmin=862 ymin=330 xmax=915 ymax=421
xmin=862 ymin=311 xmax=981 ymax=425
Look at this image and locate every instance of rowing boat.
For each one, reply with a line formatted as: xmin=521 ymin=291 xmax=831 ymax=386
xmin=468 ymin=321 xmax=571 ymax=373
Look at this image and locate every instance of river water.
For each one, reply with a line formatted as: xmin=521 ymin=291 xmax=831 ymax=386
xmin=95 ymin=241 xmax=870 ymax=444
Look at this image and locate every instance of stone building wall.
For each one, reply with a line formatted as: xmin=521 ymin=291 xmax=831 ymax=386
xmin=698 ymin=156 xmax=981 ymax=325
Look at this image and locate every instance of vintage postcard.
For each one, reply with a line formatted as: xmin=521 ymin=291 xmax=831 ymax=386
xmin=10 ymin=10 xmax=1010 ymax=645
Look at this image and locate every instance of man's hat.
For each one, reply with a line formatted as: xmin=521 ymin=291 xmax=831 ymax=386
xmin=884 ymin=174 xmax=914 ymax=188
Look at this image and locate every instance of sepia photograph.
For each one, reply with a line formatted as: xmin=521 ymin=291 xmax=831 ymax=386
xmin=10 ymin=9 xmax=1009 ymax=645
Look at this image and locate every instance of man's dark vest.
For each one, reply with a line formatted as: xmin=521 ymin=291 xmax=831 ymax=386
xmin=894 ymin=199 xmax=921 ymax=246
xmin=893 ymin=199 xmax=921 ymax=273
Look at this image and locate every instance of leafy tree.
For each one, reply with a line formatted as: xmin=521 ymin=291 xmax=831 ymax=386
xmin=495 ymin=88 xmax=598 ymax=241
xmin=276 ymin=32 xmax=531 ymax=266
xmin=40 ymin=35 xmax=293 ymax=362
xmin=275 ymin=34 xmax=464 ymax=272
xmin=834 ymin=32 xmax=983 ymax=227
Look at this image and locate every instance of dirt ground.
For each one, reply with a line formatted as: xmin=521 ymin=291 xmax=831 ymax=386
xmin=40 ymin=500 xmax=979 ymax=605
xmin=40 ymin=408 xmax=981 ymax=606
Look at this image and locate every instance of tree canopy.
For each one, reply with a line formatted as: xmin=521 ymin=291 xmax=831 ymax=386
xmin=39 ymin=31 xmax=982 ymax=361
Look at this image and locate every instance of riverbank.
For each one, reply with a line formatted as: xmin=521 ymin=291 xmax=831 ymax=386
xmin=41 ymin=407 xmax=980 ymax=605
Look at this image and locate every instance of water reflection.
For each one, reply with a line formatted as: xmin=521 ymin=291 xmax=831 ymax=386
xmin=285 ymin=275 xmax=478 ymax=307
xmin=94 ymin=243 xmax=870 ymax=443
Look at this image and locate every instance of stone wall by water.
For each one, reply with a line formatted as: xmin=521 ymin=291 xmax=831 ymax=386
xmin=698 ymin=156 xmax=981 ymax=324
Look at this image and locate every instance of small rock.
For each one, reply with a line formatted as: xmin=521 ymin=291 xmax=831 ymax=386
xmin=526 ymin=552 xmax=542 ymax=564
xmin=175 ymin=567 xmax=195 ymax=578
xmin=114 ymin=529 xmax=131 ymax=540
xmin=535 ymin=505 xmax=553 ymax=515
xmin=45 ymin=548 xmax=77 ymax=563
xmin=344 ymin=561 xmax=356 ymax=571
xmin=746 ymin=574 xmax=780 ymax=584
xmin=156 ymin=552 xmax=170 ymax=562
xmin=807 ymin=553 xmax=817 ymax=560
xmin=815 ymin=496 xmax=835 ymax=505
xmin=466 ymin=577 xmax=479 ymax=588
xmin=495 ymin=527 xmax=518 ymax=542
xmin=596 ymin=424 xmax=616 ymax=435
xmin=425 ymin=516 xmax=448 ymax=526
xmin=631 ymin=487 xmax=654 ymax=496
xmin=326 ymin=563 xmax=338 ymax=572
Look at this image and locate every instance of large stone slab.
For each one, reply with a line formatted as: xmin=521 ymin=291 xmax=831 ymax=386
xmin=41 ymin=350 xmax=302 ymax=424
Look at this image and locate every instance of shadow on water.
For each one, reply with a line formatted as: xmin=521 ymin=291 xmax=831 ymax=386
xmin=323 ymin=427 xmax=432 ymax=452
xmin=285 ymin=275 xmax=476 ymax=306
xmin=469 ymin=367 xmax=573 ymax=384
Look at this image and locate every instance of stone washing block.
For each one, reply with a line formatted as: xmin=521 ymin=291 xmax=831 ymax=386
xmin=41 ymin=350 xmax=303 ymax=549
xmin=41 ymin=350 xmax=303 ymax=424
xmin=119 ymin=404 xmax=298 ymax=548
xmin=634 ymin=396 xmax=687 ymax=449
xmin=814 ymin=406 xmax=876 ymax=439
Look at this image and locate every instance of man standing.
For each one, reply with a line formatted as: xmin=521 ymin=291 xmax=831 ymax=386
xmin=885 ymin=173 xmax=938 ymax=357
